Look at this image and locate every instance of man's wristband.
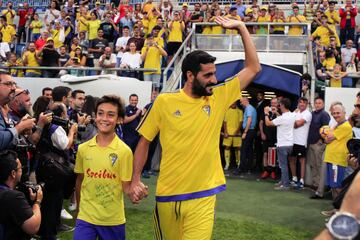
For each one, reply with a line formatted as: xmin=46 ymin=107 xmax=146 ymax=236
xmin=265 ymin=114 xmax=269 ymax=117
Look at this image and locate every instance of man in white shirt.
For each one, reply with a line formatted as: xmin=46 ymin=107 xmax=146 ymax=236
xmin=264 ymin=98 xmax=296 ymax=190
xmin=289 ymin=97 xmax=312 ymax=189
xmin=341 ymin=39 xmax=357 ymax=69
xmin=115 ymin=26 xmax=131 ymax=67
xmin=99 ymin=47 xmax=117 ymax=75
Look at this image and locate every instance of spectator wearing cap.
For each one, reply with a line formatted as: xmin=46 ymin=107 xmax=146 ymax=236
xmin=22 ymin=42 xmax=41 ymax=77
xmin=167 ymin=11 xmax=185 ymax=63
xmin=37 ymin=37 xmax=60 ymax=78
xmin=181 ymin=2 xmax=191 ymax=21
xmin=93 ymin=1 xmax=105 ymax=20
xmin=325 ymin=1 xmax=340 ymax=26
xmin=44 ymin=1 xmax=60 ymax=27
xmin=287 ymin=5 xmax=306 ymax=36
xmin=339 ymin=0 xmax=357 ymax=45
xmin=64 ymin=16 xmax=76 ymax=46
xmin=141 ymin=33 xmax=167 ymax=90
xmin=232 ymin=0 xmax=246 ymax=19
xmin=256 ymin=6 xmax=270 ymax=34
xmin=29 ymin=13 xmax=43 ymax=41
xmin=69 ymin=46 xmax=87 ymax=66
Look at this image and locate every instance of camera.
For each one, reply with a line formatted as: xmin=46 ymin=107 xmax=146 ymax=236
xmin=45 ymin=110 xmax=86 ymax=132
xmin=347 ymin=139 xmax=360 ymax=164
xmin=17 ymin=181 xmax=45 ymax=204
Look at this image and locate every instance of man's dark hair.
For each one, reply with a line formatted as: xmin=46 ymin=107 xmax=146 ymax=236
xmin=0 ymin=150 xmax=18 ymax=184
xmin=314 ymin=97 xmax=324 ymax=102
xmin=52 ymin=86 xmax=71 ymax=102
xmin=122 ymin=26 xmax=130 ymax=30
xmin=357 ymin=91 xmax=360 ymax=98
xmin=0 ymin=16 xmax=7 ymax=22
xmin=42 ymin=87 xmax=52 ymax=96
xmin=152 ymin=25 xmax=162 ymax=31
xmin=95 ymin=95 xmax=125 ymax=119
xmin=301 ymin=73 xmax=311 ymax=81
xmin=181 ymin=50 xmax=216 ymax=82
xmin=129 ymin=94 xmax=138 ymax=99
xmin=298 ymin=97 xmax=308 ymax=103
xmin=280 ymin=98 xmax=291 ymax=110
xmin=71 ymin=89 xmax=85 ymax=99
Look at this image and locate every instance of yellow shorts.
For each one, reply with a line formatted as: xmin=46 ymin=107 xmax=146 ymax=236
xmin=154 ymin=195 xmax=216 ymax=240
xmin=222 ymin=136 xmax=242 ymax=147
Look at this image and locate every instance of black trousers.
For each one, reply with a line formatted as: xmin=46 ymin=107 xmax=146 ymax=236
xmin=143 ymin=135 xmax=159 ymax=172
xmin=239 ymin=129 xmax=256 ymax=172
xmin=39 ymin=189 xmax=63 ymax=240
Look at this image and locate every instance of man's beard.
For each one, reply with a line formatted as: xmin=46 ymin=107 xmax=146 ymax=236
xmin=191 ymin=77 xmax=215 ymax=97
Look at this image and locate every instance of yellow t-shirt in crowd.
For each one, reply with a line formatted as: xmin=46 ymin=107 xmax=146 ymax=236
xmin=143 ymin=3 xmax=156 ymax=16
xmin=141 ymin=46 xmax=162 ymax=74
xmin=137 ymin=76 xmax=242 ymax=202
xmin=225 ymin=15 xmax=241 ymax=34
xmin=141 ymin=18 xmax=149 ymax=36
xmin=287 ymin=15 xmax=306 ymax=35
xmin=1 ymin=9 xmax=16 ymax=25
xmin=74 ymin=135 xmax=133 ymax=225
xmin=324 ymin=121 xmax=352 ymax=166
xmin=0 ymin=24 xmax=16 ymax=43
xmin=256 ymin=15 xmax=271 ymax=34
xmin=148 ymin=15 xmax=158 ymax=34
xmin=168 ymin=21 xmax=184 ymax=42
xmin=22 ymin=51 xmax=41 ymax=75
xmin=144 ymin=36 xmax=164 ymax=48
xmin=50 ymin=29 xmax=63 ymax=49
xmin=30 ymin=20 xmax=43 ymax=34
xmin=211 ymin=17 xmax=223 ymax=34
xmin=78 ymin=16 xmax=89 ymax=32
xmin=88 ymin=20 xmax=101 ymax=40
xmin=272 ymin=18 xmax=285 ymax=32
xmin=322 ymin=57 xmax=336 ymax=71
xmin=5 ymin=59 xmax=24 ymax=77
xmin=324 ymin=10 xmax=340 ymax=25
xmin=329 ymin=71 xmax=345 ymax=87
xmin=224 ymin=107 xmax=243 ymax=135
xmin=202 ymin=25 xmax=212 ymax=34
xmin=311 ymin=25 xmax=340 ymax=47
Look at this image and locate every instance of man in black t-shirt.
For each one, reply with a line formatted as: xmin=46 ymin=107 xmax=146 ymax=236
xmin=88 ymin=29 xmax=109 ymax=70
xmin=0 ymin=150 xmax=43 ymax=240
xmin=259 ymin=97 xmax=278 ymax=179
xmin=100 ymin=12 xmax=119 ymax=43
xmin=37 ymin=38 xmax=60 ymax=78
xmin=190 ymin=3 xmax=204 ymax=33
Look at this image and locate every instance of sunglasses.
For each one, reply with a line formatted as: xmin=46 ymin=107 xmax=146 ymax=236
xmin=15 ymin=89 xmax=30 ymax=97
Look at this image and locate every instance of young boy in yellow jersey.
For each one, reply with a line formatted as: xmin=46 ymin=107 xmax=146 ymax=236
xmin=0 ymin=16 xmax=16 ymax=44
xmin=74 ymin=95 xmax=135 ymax=240
xmin=322 ymin=48 xmax=336 ymax=71
xmin=223 ymin=101 xmax=243 ymax=170
xmin=30 ymin=13 xmax=43 ymax=41
xmin=326 ymin=63 xmax=347 ymax=87
xmin=287 ymin=5 xmax=306 ymax=36
xmin=130 ymin=17 xmax=260 ymax=240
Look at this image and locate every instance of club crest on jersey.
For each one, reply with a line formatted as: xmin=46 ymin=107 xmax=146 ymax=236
xmin=109 ymin=153 xmax=118 ymax=166
xmin=173 ymin=110 xmax=182 ymax=117
xmin=203 ymin=105 xmax=211 ymax=116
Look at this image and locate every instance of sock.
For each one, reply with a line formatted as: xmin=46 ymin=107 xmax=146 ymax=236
xmin=235 ymin=150 xmax=240 ymax=167
xmin=300 ymin=178 xmax=304 ymax=184
xmin=224 ymin=149 xmax=230 ymax=168
xmin=292 ymin=176 xmax=298 ymax=182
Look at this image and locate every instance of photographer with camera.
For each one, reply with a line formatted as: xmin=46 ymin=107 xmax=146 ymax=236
xmin=99 ymin=46 xmax=116 ymax=75
xmin=34 ymin=86 xmax=78 ymax=239
xmin=0 ymin=150 xmax=43 ymax=240
xmin=0 ymin=71 xmax=35 ymax=151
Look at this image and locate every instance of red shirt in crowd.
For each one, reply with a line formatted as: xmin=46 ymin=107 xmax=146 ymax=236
xmin=118 ymin=4 xmax=133 ymax=19
xmin=18 ymin=8 xmax=34 ymax=27
xmin=35 ymin=37 xmax=47 ymax=50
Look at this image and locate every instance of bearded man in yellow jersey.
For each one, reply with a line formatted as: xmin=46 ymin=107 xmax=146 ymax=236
xmin=130 ymin=17 xmax=261 ymax=240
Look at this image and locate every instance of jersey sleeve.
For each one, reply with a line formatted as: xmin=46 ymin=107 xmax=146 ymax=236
xmin=136 ymin=96 xmax=161 ymax=141
xmin=119 ymin=146 xmax=133 ymax=182
xmin=74 ymin=144 xmax=84 ymax=174
xmin=272 ymin=115 xmax=283 ymax=126
xmin=216 ymin=76 xmax=242 ymax=110
xmin=334 ymin=123 xmax=352 ymax=141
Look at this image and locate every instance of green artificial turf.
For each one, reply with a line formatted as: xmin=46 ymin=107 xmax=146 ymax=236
xmin=59 ymin=176 xmax=331 ymax=240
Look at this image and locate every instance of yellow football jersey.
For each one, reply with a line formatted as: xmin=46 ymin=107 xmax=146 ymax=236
xmin=224 ymin=107 xmax=243 ymax=135
xmin=74 ymin=135 xmax=133 ymax=225
xmin=137 ymin=76 xmax=241 ymax=201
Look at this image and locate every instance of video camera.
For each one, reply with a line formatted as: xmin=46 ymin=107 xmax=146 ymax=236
xmin=17 ymin=181 xmax=45 ymax=204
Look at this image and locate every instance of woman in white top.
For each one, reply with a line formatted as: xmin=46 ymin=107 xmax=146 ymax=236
xmin=120 ymin=41 xmax=142 ymax=78
xmin=44 ymin=1 xmax=60 ymax=26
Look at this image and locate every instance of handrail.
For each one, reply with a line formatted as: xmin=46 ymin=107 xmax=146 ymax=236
xmin=162 ymin=28 xmax=195 ymax=91
xmin=0 ymin=66 xmax=157 ymax=72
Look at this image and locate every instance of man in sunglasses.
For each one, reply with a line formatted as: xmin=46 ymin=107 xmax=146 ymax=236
xmin=0 ymin=71 xmax=35 ymax=151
